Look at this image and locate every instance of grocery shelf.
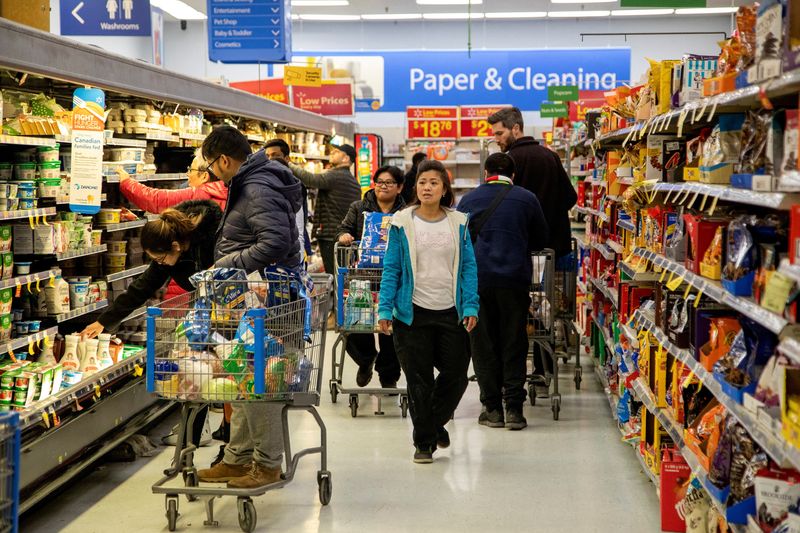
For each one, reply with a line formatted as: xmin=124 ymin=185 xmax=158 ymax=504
xmin=590 ymin=277 xmax=618 ymax=309
xmin=0 ymin=134 xmax=58 ymax=147
xmin=572 ymin=170 xmax=592 ymax=177
xmin=634 ymin=445 xmax=660 ymax=488
xmin=55 ymin=245 xmax=107 ymax=261
xmin=105 ymin=264 xmax=148 ymax=283
xmin=0 ymin=269 xmax=58 ymax=291
xmin=642 ymin=181 xmax=800 ymax=211
xmin=0 ymin=207 xmax=56 ymax=221
xmin=575 ymin=206 xmax=609 ymax=222
xmin=246 ymin=134 xmax=265 ymax=143
xmin=619 ymin=322 xmax=640 ymax=348
xmin=592 ymin=241 xmax=617 ymax=260
xmin=143 ymin=132 xmax=179 ymax=143
xmin=592 ymin=312 xmax=615 ymax=350
xmin=146 ymin=173 xmax=185 ymax=182
xmin=619 ymin=260 xmax=661 ymax=282
xmin=617 ymin=219 xmax=636 ymax=232
xmin=779 ymin=258 xmax=800 ymax=285
xmin=178 ymin=132 xmax=206 ymax=141
xmin=54 ymin=300 xmax=108 ymax=322
xmin=0 ymin=326 xmax=57 ymax=359
xmin=594 ymin=363 xmax=618 ymax=419
xmin=617 ymin=177 xmax=634 ymax=186
xmin=105 ymin=137 xmax=148 ymax=148
xmin=99 ymin=219 xmax=147 ymax=232
xmin=632 ymin=248 xmax=788 ymax=335
xmin=57 ymin=194 xmax=106 ymax=204
xmin=606 ymin=240 xmax=624 ymax=254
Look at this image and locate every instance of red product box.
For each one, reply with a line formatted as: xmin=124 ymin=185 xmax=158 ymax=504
xmin=791 ymin=205 xmax=800 ymax=264
xmin=660 ymin=448 xmax=691 ymax=532
xmin=683 ymin=213 xmax=728 ymax=275
xmin=620 ymin=285 xmax=655 ymax=324
xmin=577 ymin=180 xmax=586 ymax=207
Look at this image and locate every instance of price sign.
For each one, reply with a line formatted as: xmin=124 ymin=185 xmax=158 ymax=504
xmin=407 ymin=106 xmax=458 ymax=139
xmin=458 ymin=105 xmax=508 ymax=139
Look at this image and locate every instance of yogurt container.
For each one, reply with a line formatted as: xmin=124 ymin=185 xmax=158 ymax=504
xmin=0 ymin=164 xmax=11 ymax=180
xmin=18 ymin=198 xmax=36 ymax=210
xmin=11 ymin=309 xmax=23 ymax=322
xmin=67 ymin=279 xmax=89 ymax=309
xmin=108 ymin=148 xmax=146 ymax=162
xmin=37 ymin=161 xmax=60 ymax=180
xmin=13 ymin=163 xmax=36 ymax=180
xmin=0 ymin=183 xmax=18 ymax=199
xmin=104 ymin=253 xmax=127 ymax=272
xmin=27 ymin=320 xmax=40 ymax=333
xmin=98 ymin=208 xmax=121 ymax=225
xmin=36 ymin=144 xmax=60 ymax=162
xmin=16 ymin=183 xmax=37 ymax=199
xmin=91 ymin=230 xmax=103 ymax=246
xmin=38 ymin=177 xmax=61 ymax=198
xmin=14 ymin=321 xmax=28 ymax=337
xmin=107 ymin=240 xmax=127 ymax=254
xmin=15 ymin=262 xmax=31 ymax=275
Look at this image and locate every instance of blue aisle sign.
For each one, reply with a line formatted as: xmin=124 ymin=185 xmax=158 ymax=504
xmin=207 ymin=0 xmax=292 ymax=63
xmin=60 ymin=0 xmax=152 ymax=36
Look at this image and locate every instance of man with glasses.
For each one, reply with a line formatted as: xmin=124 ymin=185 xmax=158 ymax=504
xmin=197 ymin=126 xmax=304 ymax=489
xmin=337 ymin=165 xmax=406 ymax=388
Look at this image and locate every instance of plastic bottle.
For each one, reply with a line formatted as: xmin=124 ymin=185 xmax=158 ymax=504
xmin=37 ymin=340 xmax=57 ymax=365
xmin=60 ymin=334 xmax=80 ymax=370
xmin=45 ymin=269 xmax=70 ymax=315
xmin=97 ymin=333 xmax=113 ymax=369
xmin=80 ymin=338 xmax=99 ymax=375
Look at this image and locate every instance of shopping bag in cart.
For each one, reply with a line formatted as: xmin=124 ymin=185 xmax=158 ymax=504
xmin=356 ymin=212 xmax=392 ymax=268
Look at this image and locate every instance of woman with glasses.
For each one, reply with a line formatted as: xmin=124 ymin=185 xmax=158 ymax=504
xmin=336 ymin=165 xmax=405 ymax=389
xmin=116 ymin=149 xmax=228 ymax=213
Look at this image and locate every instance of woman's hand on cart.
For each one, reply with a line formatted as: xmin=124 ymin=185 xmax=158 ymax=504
xmin=80 ymin=321 xmax=105 ymax=340
xmin=338 ymin=233 xmax=355 ymax=246
xmin=379 ymin=319 xmax=392 ymax=335
xmin=463 ymin=316 xmax=477 ymax=333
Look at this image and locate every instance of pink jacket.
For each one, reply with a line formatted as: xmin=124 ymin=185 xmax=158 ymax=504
xmin=120 ymin=179 xmax=228 ymax=213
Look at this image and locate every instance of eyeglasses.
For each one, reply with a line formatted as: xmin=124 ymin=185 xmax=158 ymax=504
xmin=149 ymin=252 xmax=169 ymax=265
xmin=187 ymin=165 xmax=207 ymax=174
xmin=205 ymin=155 xmax=222 ymax=172
xmin=375 ymin=180 xmax=397 ymax=188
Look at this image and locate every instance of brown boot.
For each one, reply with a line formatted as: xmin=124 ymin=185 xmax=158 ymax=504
xmin=227 ymin=462 xmax=283 ymax=489
xmin=197 ymin=461 xmax=250 ymax=482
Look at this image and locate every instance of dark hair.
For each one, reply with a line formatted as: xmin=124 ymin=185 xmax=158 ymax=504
xmin=265 ymin=138 xmax=290 ymax=157
xmin=412 ymin=160 xmax=454 ymax=208
xmin=485 ymin=152 xmax=516 ymax=178
xmin=202 ymin=125 xmax=252 ymax=163
xmin=411 ymin=152 xmax=426 ymax=166
xmin=140 ymin=209 xmax=201 ymax=254
xmin=487 ymin=106 xmax=524 ymax=131
xmin=373 ymin=165 xmax=405 ymax=186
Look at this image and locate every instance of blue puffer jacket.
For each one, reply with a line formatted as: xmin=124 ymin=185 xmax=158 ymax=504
xmin=378 ymin=207 xmax=479 ymax=326
xmin=215 ymin=150 xmax=302 ymax=271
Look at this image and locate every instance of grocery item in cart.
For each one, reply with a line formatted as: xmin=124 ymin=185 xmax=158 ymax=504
xmin=357 ymin=212 xmax=392 ymax=268
xmin=264 ymin=265 xmax=314 ymax=341
xmin=190 ymin=268 xmax=248 ymax=320
xmin=175 ymin=296 xmax=212 ymax=351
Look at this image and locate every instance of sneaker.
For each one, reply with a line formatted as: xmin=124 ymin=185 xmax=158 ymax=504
xmin=212 ymin=420 xmax=229 ymax=442
xmin=436 ymin=427 xmax=450 ymax=449
xmin=356 ymin=364 xmax=374 ymax=387
xmin=197 ymin=461 xmax=250 ymax=482
xmin=227 ymin=462 xmax=283 ymax=489
xmin=161 ymin=417 xmax=212 ymax=447
xmin=532 ymin=375 xmax=550 ymax=398
xmin=478 ymin=408 xmax=505 ymax=428
xmin=505 ymin=409 xmax=528 ymax=431
xmin=413 ymin=447 xmax=434 ymax=464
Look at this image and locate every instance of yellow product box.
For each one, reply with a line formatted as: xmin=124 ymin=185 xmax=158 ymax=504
xmin=684 ymin=167 xmax=701 ymax=182
xmin=640 ymin=408 xmax=669 ymax=476
xmin=783 ymin=368 xmax=800 ymax=449
xmin=700 ymin=163 xmax=733 ymax=184
xmin=700 ymin=261 xmax=722 ymax=280
xmin=658 ymin=60 xmax=682 ymax=114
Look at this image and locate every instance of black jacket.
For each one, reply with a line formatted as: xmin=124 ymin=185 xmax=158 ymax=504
xmin=216 ymin=150 xmax=303 ymax=271
xmin=506 ymin=137 xmax=577 ymax=257
xmin=337 ymin=188 xmax=406 ymax=241
xmin=98 ymin=200 xmax=222 ymax=332
xmin=290 ymin=164 xmax=361 ymax=241
xmin=400 ymin=167 xmax=418 ymax=205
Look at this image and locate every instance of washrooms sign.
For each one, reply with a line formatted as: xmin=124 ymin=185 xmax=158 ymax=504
xmin=61 ymin=0 xmax=152 ymax=36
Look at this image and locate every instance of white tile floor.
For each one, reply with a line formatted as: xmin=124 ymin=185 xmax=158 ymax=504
xmin=20 ymin=342 xmax=661 ymax=533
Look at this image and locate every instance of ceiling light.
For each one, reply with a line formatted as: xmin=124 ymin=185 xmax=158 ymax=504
xmin=422 ymin=12 xmax=485 ymax=19
xmin=417 ymin=0 xmax=483 ymax=5
xmin=298 ymin=14 xmax=361 ymax=20
xmin=611 ymin=9 xmax=674 ymax=16
xmin=485 ymin=11 xmax=547 ymax=19
xmin=291 ymin=14 xmax=301 ymax=20
xmin=361 ymin=13 xmax=424 ymax=20
xmin=150 ymin=0 xmax=206 ymax=20
xmin=548 ymin=10 xmax=610 ymax=17
xmin=674 ymin=7 xmax=738 ymax=14
xmin=292 ymin=0 xmax=349 ymax=5
xmin=551 ymin=0 xmax=615 ymax=3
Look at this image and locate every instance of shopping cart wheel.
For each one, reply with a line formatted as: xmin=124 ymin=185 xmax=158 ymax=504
xmin=400 ymin=396 xmax=409 ymax=418
xmin=574 ymin=368 xmax=583 ymax=390
xmin=551 ymin=397 xmax=561 ymax=421
xmin=237 ymin=497 xmax=257 ymax=533
xmin=528 ymin=384 xmax=536 ymax=406
xmin=329 ymin=380 xmax=338 ymax=403
xmin=349 ymin=394 xmax=359 ymax=417
xmin=318 ymin=471 xmax=333 ymax=505
xmin=183 ymin=470 xmax=198 ymax=502
xmin=165 ymin=496 xmax=179 ymax=532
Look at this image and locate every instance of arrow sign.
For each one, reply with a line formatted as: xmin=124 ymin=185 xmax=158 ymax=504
xmin=272 ymin=30 xmax=280 ymax=36
xmin=207 ymin=0 xmax=289 ymax=63
xmin=272 ymin=7 xmax=280 ymax=13
xmin=72 ymin=1 xmax=85 ymax=24
xmin=274 ymin=39 xmax=280 ymax=48
xmin=271 ymin=18 xmax=280 ymax=24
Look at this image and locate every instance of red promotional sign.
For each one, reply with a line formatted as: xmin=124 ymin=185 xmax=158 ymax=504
xmin=407 ymin=106 xmax=458 ymax=139
xmin=292 ymin=84 xmax=354 ymax=116
xmin=229 ymin=78 xmax=290 ymax=105
xmin=569 ymin=90 xmax=607 ymax=122
xmin=458 ymin=105 xmax=508 ymax=138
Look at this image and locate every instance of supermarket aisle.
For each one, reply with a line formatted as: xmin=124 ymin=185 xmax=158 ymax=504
xmin=21 ymin=351 xmax=660 ymax=533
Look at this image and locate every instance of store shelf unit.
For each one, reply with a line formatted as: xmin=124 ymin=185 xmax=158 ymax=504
xmin=0 ymin=208 xmax=56 ymax=221
xmin=55 ymin=245 xmax=107 ymax=262
xmin=617 ymin=219 xmax=635 ymax=232
xmin=590 ymin=276 xmax=618 ymax=309
xmin=0 ymin=326 xmax=57 ymax=359
xmin=104 ymin=264 xmax=148 ymax=283
xmin=55 ymin=300 xmax=108 ymax=323
xmin=0 ymin=134 xmax=58 ymax=148
xmin=639 ymin=181 xmax=800 ymax=211
xmin=0 ymin=269 xmax=58 ymax=291
xmin=98 ymin=219 xmax=147 ymax=233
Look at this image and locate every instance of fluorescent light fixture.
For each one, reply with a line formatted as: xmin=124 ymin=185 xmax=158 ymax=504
xmin=361 ymin=13 xmax=424 ymax=20
xmin=292 ymin=0 xmax=349 ymax=5
xmin=422 ymin=12 xmax=485 ymax=19
xmin=611 ymin=9 xmax=674 ymax=16
xmin=551 ymin=0 xmax=615 ymax=3
xmin=417 ymin=0 xmax=483 ymax=4
xmin=291 ymin=13 xmax=301 ymax=20
xmin=298 ymin=14 xmax=361 ymax=20
xmin=485 ymin=11 xmax=547 ymax=19
xmin=548 ymin=10 xmax=610 ymax=17
xmin=150 ymin=0 xmax=206 ymax=20
xmin=674 ymin=7 xmax=738 ymax=14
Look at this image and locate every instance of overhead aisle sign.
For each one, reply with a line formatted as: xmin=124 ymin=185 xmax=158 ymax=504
xmin=207 ymin=0 xmax=292 ymax=63
xmin=407 ymin=107 xmax=459 ymax=140
xmin=60 ymin=0 xmax=152 ymax=36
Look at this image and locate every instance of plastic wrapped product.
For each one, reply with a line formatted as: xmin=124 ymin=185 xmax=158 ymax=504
xmin=189 ymin=268 xmax=248 ymax=319
xmin=709 ymin=415 xmax=734 ymax=488
xmin=357 ymin=212 xmax=392 ymax=268
xmin=263 ymin=265 xmax=314 ymax=342
xmin=176 ymin=296 xmax=212 ymax=351
xmin=287 ymin=355 xmax=313 ymax=393
xmin=677 ymin=479 xmax=711 ymax=532
xmin=175 ymin=357 xmax=213 ymax=401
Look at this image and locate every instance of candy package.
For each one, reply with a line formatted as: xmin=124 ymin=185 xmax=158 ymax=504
xmin=357 ymin=212 xmax=392 ymax=268
xmin=755 ymin=467 xmax=800 ymax=531
xmin=709 ymin=415 xmax=734 ymax=488
xmin=783 ymin=110 xmax=799 ymax=175
xmin=736 ymin=109 xmax=775 ymax=175
xmin=676 ymin=479 xmax=711 ymax=533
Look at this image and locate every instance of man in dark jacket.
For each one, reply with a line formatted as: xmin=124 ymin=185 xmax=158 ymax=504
xmin=337 ymin=165 xmax=405 ymax=388
xmin=400 ymin=152 xmax=425 ymax=204
xmin=458 ymin=153 xmax=548 ymax=431
xmin=265 ymin=138 xmax=312 ymax=260
xmin=289 ymin=144 xmax=361 ymax=275
xmin=488 ymin=106 xmax=577 ymax=260
xmin=198 ymin=126 xmax=302 ymax=489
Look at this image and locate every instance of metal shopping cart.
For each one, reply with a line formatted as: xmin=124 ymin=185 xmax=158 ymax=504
xmin=0 ymin=412 xmax=19 ymax=533
xmin=554 ymin=238 xmax=582 ymax=389
xmin=330 ymin=244 xmax=408 ymax=418
xmin=146 ymin=271 xmax=332 ymax=533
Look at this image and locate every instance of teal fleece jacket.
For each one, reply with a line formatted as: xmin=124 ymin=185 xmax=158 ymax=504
xmin=378 ymin=207 xmax=480 ymax=326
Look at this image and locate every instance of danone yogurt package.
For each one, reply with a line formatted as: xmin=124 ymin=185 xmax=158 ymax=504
xmin=357 ymin=211 xmax=392 ymax=268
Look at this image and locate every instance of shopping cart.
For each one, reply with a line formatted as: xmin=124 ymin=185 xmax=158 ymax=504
xmin=0 ymin=412 xmax=19 ymax=533
xmin=554 ymin=238 xmax=582 ymax=389
xmin=330 ymin=243 xmax=408 ymax=418
xmin=146 ymin=270 xmax=332 ymax=533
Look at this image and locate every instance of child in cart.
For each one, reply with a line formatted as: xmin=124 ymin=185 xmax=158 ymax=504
xmin=377 ymin=160 xmax=479 ymax=464
xmin=337 ymin=165 xmax=406 ymax=388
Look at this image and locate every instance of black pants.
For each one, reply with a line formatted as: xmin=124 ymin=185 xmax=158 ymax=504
xmin=470 ymin=287 xmax=530 ymax=411
xmin=393 ymin=306 xmax=469 ymax=450
xmin=319 ymin=239 xmax=336 ymax=276
xmin=346 ymin=333 xmax=401 ymax=385
xmin=190 ymin=405 xmax=209 ymax=446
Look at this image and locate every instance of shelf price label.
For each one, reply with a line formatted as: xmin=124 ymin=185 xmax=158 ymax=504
xmin=407 ymin=106 xmax=458 ymax=140
xmin=458 ymin=105 xmax=508 ymax=139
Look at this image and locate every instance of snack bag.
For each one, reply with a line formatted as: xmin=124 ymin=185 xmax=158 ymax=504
xmin=357 ymin=212 xmax=392 ymax=268
xmin=175 ymin=296 xmax=212 ymax=351
xmin=190 ymin=268 xmax=248 ymax=320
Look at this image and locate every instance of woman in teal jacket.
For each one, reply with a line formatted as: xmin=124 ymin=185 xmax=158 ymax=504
xmin=378 ymin=159 xmax=479 ymax=464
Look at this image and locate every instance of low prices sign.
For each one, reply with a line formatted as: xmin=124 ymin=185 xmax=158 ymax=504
xmin=569 ymin=90 xmax=607 ymax=122
xmin=69 ymin=87 xmax=105 ymax=215
xmin=407 ymin=106 xmax=458 ymax=140
xmin=292 ymin=83 xmax=354 ymax=116
xmin=230 ymin=79 xmax=289 ymax=105
xmin=459 ymin=105 xmax=507 ymax=138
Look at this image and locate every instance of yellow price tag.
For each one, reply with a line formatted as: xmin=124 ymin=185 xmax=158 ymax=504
xmin=666 ymin=274 xmax=684 ymax=292
xmin=6 ymin=345 xmax=14 ymax=362
xmin=133 ymin=364 xmax=144 ymax=377
xmin=48 ymin=272 xmax=55 ymax=288
xmin=708 ymin=196 xmax=719 ymax=215
xmin=36 ymin=338 xmax=42 ymax=349
xmin=28 ymin=215 xmax=35 ymax=229
xmin=683 ymin=283 xmax=693 ymax=300
xmin=28 ymin=342 xmax=34 ymax=356
xmin=14 ymin=281 xmax=20 ymax=298
xmin=660 ymin=269 xmax=669 ymax=282
xmin=686 ymin=370 xmax=695 ymax=383
xmin=699 ymin=194 xmax=709 ymax=211
xmin=694 ymin=289 xmax=704 ymax=308
xmin=42 ymin=411 xmax=50 ymax=429
xmin=35 ymin=278 xmax=40 ymax=292
xmin=42 ymin=215 xmax=49 ymax=227
xmin=94 ymin=384 xmax=101 ymax=398
xmin=26 ymin=276 xmax=31 ymax=293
